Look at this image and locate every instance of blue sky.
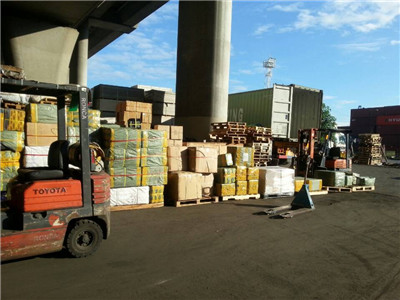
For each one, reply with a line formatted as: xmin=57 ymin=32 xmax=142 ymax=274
xmin=88 ymin=0 xmax=400 ymax=126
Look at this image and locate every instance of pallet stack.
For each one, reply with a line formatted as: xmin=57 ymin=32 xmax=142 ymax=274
xmin=101 ymin=128 xmax=168 ymax=209
xmin=116 ymin=101 xmax=152 ymax=130
xmin=209 ymin=122 xmax=247 ymax=145
xmin=245 ymin=126 xmax=272 ymax=167
xmin=357 ymin=134 xmax=382 ymax=165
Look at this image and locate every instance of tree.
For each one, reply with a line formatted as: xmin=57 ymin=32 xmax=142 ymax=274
xmin=320 ymin=103 xmax=337 ymax=129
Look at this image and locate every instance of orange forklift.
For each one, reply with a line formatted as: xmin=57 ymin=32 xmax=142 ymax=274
xmin=1 ymin=78 xmax=110 ymax=261
xmin=296 ymin=128 xmax=353 ymax=177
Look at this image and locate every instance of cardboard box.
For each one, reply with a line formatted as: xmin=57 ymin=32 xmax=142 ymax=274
xmin=236 ymin=181 xmax=247 ymax=195
xmin=201 ymin=173 xmax=214 ymax=197
xmin=117 ymin=101 xmax=137 ymax=112
xmin=25 ymin=122 xmax=58 ymax=146
xmin=117 ymin=111 xmax=141 ymax=123
xmin=154 ymin=125 xmax=170 ymax=139
xmin=188 ymin=147 xmax=218 ymax=173
xmin=167 ymin=139 xmax=183 ymax=147
xmin=218 ymin=153 xmax=233 ymax=167
xmin=141 ymin=112 xmax=152 ymax=124
xmin=141 ymin=123 xmax=151 ymax=130
xmin=168 ymin=171 xmax=202 ymax=201
xmin=167 ymin=146 xmax=188 ymax=172
xmin=227 ymin=146 xmax=254 ymax=167
xmin=183 ymin=142 xmax=227 ymax=155
xmin=259 ymin=166 xmax=295 ymax=197
xmin=248 ymin=180 xmax=259 ymax=195
xmin=170 ymin=125 xmax=183 ymax=140
xmin=136 ymin=102 xmax=152 ymax=114
xmin=215 ymin=183 xmax=235 ymax=196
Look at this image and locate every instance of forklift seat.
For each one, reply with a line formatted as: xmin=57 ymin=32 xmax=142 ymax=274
xmin=17 ymin=140 xmax=70 ymax=182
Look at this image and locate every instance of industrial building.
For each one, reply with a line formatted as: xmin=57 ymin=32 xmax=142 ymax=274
xmin=350 ymin=105 xmax=400 ymax=156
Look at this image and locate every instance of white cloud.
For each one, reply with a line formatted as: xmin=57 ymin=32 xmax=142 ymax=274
xmin=324 ymin=95 xmax=337 ymax=100
xmin=335 ymin=41 xmax=383 ymax=52
xmin=269 ymin=3 xmax=303 ymax=13
xmin=239 ymin=69 xmax=254 ymax=75
xmin=390 ymin=40 xmax=400 ymax=45
xmin=140 ymin=2 xmax=178 ymax=27
xmin=253 ymin=24 xmax=274 ymax=36
xmin=275 ymin=1 xmax=400 ymax=33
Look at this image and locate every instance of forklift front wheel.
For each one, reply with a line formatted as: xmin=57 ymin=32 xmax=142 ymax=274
xmin=66 ymin=219 xmax=103 ymax=258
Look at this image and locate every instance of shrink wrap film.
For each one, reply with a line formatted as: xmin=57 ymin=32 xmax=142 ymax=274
xmin=215 ymin=183 xmax=236 ymax=196
xmin=215 ymin=168 xmax=236 ymax=184
xmin=27 ymin=103 xmax=57 ymax=124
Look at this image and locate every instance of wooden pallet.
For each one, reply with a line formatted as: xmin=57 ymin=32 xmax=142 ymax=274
xmin=309 ymin=190 xmax=329 ymax=196
xmin=170 ymin=196 xmax=218 ymax=207
xmin=211 ymin=122 xmax=246 ymax=128
xmin=1 ymin=101 xmax=26 ymax=110
xmin=351 ymin=186 xmax=375 ymax=192
xmin=219 ymin=194 xmax=260 ymax=201
xmin=322 ymin=186 xmax=352 ymax=193
xmin=110 ymin=203 xmax=164 ymax=211
xmin=39 ymin=97 xmax=57 ymax=105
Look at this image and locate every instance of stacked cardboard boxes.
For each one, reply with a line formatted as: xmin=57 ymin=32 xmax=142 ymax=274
xmin=145 ymin=89 xmax=176 ymax=126
xmin=116 ymin=101 xmax=152 ymax=129
xmin=1 ymin=106 xmax=26 ymax=192
xmin=215 ymin=147 xmax=257 ymax=196
xmin=91 ymin=84 xmax=145 ymax=118
xmin=25 ymin=103 xmax=57 ymax=146
xmin=102 ymin=128 xmax=168 ymax=206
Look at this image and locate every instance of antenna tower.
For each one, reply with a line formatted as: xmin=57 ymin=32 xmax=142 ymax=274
xmin=263 ymin=57 xmax=276 ymax=88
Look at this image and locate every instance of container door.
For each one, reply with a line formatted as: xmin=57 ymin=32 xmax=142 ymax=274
xmin=271 ymin=85 xmax=293 ymax=138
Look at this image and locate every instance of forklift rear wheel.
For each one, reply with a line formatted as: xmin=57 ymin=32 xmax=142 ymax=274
xmin=66 ymin=219 xmax=102 ymax=258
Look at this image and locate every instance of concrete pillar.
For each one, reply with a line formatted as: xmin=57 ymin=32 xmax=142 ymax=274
xmin=175 ymin=0 xmax=232 ymax=141
xmin=2 ymin=16 xmax=78 ymax=84
xmin=76 ymin=23 xmax=89 ymax=86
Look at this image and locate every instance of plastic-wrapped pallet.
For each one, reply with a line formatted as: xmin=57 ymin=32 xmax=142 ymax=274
xmin=1 ymin=131 xmax=24 ymax=152
xmin=26 ymin=103 xmax=57 ymax=123
xmin=356 ymin=177 xmax=375 ymax=186
xmin=235 ymin=166 xmax=247 ymax=181
xmin=215 ymin=168 xmax=236 ymax=184
xmin=247 ymin=180 xmax=258 ymax=195
xmin=236 ymin=181 xmax=247 ymax=195
xmin=23 ymin=146 xmax=49 ymax=168
xmin=110 ymin=186 xmax=149 ymax=206
xmin=0 ymin=108 xmax=25 ymax=131
xmin=67 ymin=109 xmax=101 ymax=129
xmin=108 ymin=167 xmax=141 ymax=188
xmin=141 ymin=147 xmax=167 ymax=167
xmin=150 ymin=186 xmax=164 ymax=204
xmin=259 ymin=166 xmax=295 ymax=197
xmin=141 ymin=130 xmax=168 ymax=148
xmin=215 ymin=183 xmax=235 ymax=196
xmin=101 ymin=128 xmax=141 ymax=150
xmin=314 ymin=170 xmax=345 ymax=187
xmin=67 ymin=127 xmax=97 ymax=144
xmin=227 ymin=146 xmax=254 ymax=167
xmin=247 ymin=167 xmax=259 ymax=180
xmin=141 ymin=166 xmax=168 ymax=186
xmin=0 ymin=151 xmax=19 ymax=191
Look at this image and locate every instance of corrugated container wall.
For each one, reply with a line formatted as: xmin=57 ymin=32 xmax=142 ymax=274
xmin=228 ymin=84 xmax=322 ymax=138
xmin=291 ymin=85 xmax=322 ymax=134
xmin=228 ymin=88 xmax=273 ymax=127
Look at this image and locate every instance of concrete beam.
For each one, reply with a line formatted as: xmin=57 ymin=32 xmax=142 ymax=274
xmin=3 ymin=16 xmax=78 ymax=84
xmin=175 ymin=0 xmax=232 ymax=141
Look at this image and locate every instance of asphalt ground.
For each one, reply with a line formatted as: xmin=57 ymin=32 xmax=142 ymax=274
xmin=2 ymin=164 xmax=400 ymax=300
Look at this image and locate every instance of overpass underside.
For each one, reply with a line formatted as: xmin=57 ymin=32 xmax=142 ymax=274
xmin=1 ymin=0 xmax=232 ymax=141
